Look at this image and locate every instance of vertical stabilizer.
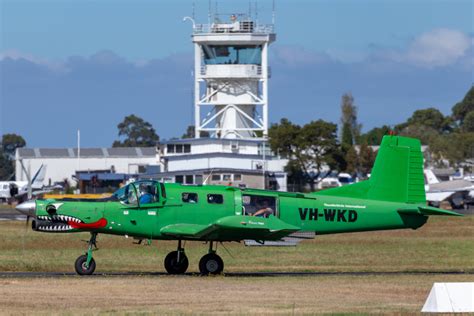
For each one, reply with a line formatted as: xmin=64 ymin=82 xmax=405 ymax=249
xmin=316 ymin=135 xmax=426 ymax=204
xmin=368 ymin=136 xmax=425 ymax=203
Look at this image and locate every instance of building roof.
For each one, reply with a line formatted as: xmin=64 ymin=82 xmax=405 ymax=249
xmin=165 ymin=152 xmax=278 ymax=161
xmin=141 ymin=167 xmax=285 ymax=178
xmin=17 ymin=147 xmax=157 ymax=159
xmin=160 ymin=137 xmax=266 ymax=145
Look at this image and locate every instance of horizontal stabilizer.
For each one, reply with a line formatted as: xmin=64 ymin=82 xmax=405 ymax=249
xmin=398 ymin=206 xmax=462 ymax=217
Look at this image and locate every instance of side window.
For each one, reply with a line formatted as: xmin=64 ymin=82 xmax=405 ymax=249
xmin=207 ymin=194 xmax=224 ymax=204
xmin=182 ymin=192 xmax=198 ymax=203
xmin=160 ymin=182 xmax=167 ymax=199
xmin=126 ymin=185 xmax=138 ymax=206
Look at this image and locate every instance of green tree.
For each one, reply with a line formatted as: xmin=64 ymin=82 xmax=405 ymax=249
xmin=398 ymin=125 xmax=440 ymax=145
xmin=112 ymin=115 xmax=159 ymax=147
xmin=452 ymin=86 xmax=474 ymax=125
xmin=359 ymin=125 xmax=391 ymax=145
xmin=401 ymin=108 xmax=450 ymax=133
xmin=340 ymin=93 xmax=361 ymax=146
xmin=181 ymin=125 xmax=209 ymax=138
xmin=0 ymin=134 xmax=26 ymax=180
xmin=344 ymin=146 xmax=358 ymax=174
xmin=2 ymin=133 xmax=26 ymax=157
xmin=462 ymin=111 xmax=474 ymax=132
xmin=269 ymin=118 xmax=344 ymax=191
xmin=358 ymin=143 xmax=376 ymax=176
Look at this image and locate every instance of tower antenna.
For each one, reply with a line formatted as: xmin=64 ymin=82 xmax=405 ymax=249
xmin=272 ymin=0 xmax=276 ymax=25
xmin=255 ymin=0 xmax=258 ymax=23
xmin=208 ymin=0 xmax=211 ymax=25
xmin=192 ymin=1 xmax=195 ymax=20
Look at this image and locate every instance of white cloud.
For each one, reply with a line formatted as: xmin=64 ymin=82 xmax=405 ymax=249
xmin=0 ymin=49 xmax=67 ymax=72
xmin=392 ymin=29 xmax=471 ymax=68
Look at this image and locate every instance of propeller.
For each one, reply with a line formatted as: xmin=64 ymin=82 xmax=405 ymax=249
xmin=15 ymin=200 xmax=36 ymax=230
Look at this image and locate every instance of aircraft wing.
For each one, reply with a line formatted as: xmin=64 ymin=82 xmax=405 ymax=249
xmin=160 ymin=215 xmax=300 ymax=241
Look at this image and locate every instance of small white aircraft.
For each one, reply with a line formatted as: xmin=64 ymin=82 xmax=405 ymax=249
xmin=424 ymin=169 xmax=474 ymax=209
xmin=0 ymin=165 xmax=58 ymax=202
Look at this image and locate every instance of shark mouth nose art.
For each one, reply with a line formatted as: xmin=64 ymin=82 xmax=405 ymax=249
xmin=33 ymin=215 xmax=107 ymax=232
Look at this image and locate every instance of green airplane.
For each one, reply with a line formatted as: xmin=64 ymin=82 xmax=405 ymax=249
xmin=16 ymin=135 xmax=461 ymax=275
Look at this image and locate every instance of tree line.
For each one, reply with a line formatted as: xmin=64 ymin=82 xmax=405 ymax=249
xmin=268 ymin=86 xmax=473 ymax=191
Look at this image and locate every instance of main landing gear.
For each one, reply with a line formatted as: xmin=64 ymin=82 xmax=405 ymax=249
xmin=163 ymin=240 xmax=224 ymax=275
xmin=75 ymin=232 xmax=98 ymax=275
xmin=199 ymin=241 xmax=224 ymax=275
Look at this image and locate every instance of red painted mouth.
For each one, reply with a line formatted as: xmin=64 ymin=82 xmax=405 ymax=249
xmin=68 ymin=218 xmax=107 ymax=230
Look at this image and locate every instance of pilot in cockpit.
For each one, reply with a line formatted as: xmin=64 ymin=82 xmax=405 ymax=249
xmin=139 ymin=184 xmax=154 ymax=205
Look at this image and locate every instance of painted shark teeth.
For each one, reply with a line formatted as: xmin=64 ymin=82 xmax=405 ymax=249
xmin=37 ymin=225 xmax=73 ymax=232
xmin=35 ymin=214 xmax=83 ymax=233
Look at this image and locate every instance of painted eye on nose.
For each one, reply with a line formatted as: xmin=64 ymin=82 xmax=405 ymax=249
xmin=46 ymin=205 xmax=57 ymax=216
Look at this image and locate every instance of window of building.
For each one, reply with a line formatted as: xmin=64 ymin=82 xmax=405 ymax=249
xmin=233 ymin=174 xmax=242 ymax=181
xmin=167 ymin=144 xmax=175 ymax=153
xmin=207 ymin=194 xmax=224 ymax=204
xmin=175 ymin=144 xmax=183 ymax=153
xmin=185 ymin=175 xmax=194 ymax=184
xmin=182 ymin=192 xmax=198 ymax=203
xmin=203 ymin=45 xmax=262 ymax=65
xmin=184 ymin=144 xmax=191 ymax=153
xmin=195 ymin=175 xmax=203 ymax=185
xmin=175 ymin=175 xmax=184 ymax=184
xmin=211 ymin=174 xmax=221 ymax=181
xmin=223 ymin=174 xmax=231 ymax=181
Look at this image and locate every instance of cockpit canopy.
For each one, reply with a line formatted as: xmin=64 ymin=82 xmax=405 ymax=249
xmin=111 ymin=180 xmax=164 ymax=206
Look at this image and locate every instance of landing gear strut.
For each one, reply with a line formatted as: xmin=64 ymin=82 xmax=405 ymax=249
xmin=164 ymin=240 xmax=189 ymax=274
xmin=199 ymin=241 xmax=224 ymax=275
xmin=75 ymin=232 xmax=98 ymax=275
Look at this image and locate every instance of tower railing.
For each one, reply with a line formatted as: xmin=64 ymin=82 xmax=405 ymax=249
xmin=199 ymin=65 xmax=271 ymax=78
xmin=193 ymin=23 xmax=274 ymax=34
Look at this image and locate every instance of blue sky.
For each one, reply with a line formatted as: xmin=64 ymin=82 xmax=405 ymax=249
xmin=0 ymin=0 xmax=473 ymax=147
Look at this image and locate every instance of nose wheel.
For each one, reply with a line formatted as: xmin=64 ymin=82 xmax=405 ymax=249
xmin=75 ymin=255 xmax=96 ymax=275
xmin=164 ymin=240 xmax=189 ymax=274
xmin=75 ymin=232 xmax=98 ymax=275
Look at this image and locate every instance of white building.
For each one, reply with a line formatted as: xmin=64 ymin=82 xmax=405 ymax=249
xmin=155 ymin=137 xmax=287 ymax=190
xmin=15 ymin=147 xmax=158 ymax=186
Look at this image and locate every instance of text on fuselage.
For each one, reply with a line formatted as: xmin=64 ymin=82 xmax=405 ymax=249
xmin=298 ymin=208 xmax=358 ymax=222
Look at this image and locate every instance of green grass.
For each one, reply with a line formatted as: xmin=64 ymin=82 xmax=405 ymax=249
xmin=0 ymin=215 xmax=472 ymax=273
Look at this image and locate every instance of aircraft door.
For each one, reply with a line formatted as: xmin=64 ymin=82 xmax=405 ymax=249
xmin=106 ymin=181 xmax=160 ymax=238
xmin=242 ymin=194 xmax=278 ymax=218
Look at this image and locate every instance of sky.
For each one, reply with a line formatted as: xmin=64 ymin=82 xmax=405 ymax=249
xmin=0 ymin=0 xmax=473 ymax=147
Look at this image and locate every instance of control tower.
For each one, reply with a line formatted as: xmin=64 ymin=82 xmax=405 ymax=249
xmin=189 ymin=14 xmax=275 ymax=139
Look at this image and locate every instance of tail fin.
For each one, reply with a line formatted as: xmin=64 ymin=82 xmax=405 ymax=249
xmin=31 ymin=164 xmax=46 ymax=189
xmin=317 ymin=135 xmax=426 ymax=204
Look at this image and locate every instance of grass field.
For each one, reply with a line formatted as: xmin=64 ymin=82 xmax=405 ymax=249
xmin=0 ymin=215 xmax=473 ymax=314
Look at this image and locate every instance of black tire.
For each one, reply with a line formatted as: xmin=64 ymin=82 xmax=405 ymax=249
xmin=164 ymin=251 xmax=189 ymax=274
xmin=199 ymin=253 xmax=224 ymax=275
xmin=74 ymin=254 xmax=96 ymax=275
